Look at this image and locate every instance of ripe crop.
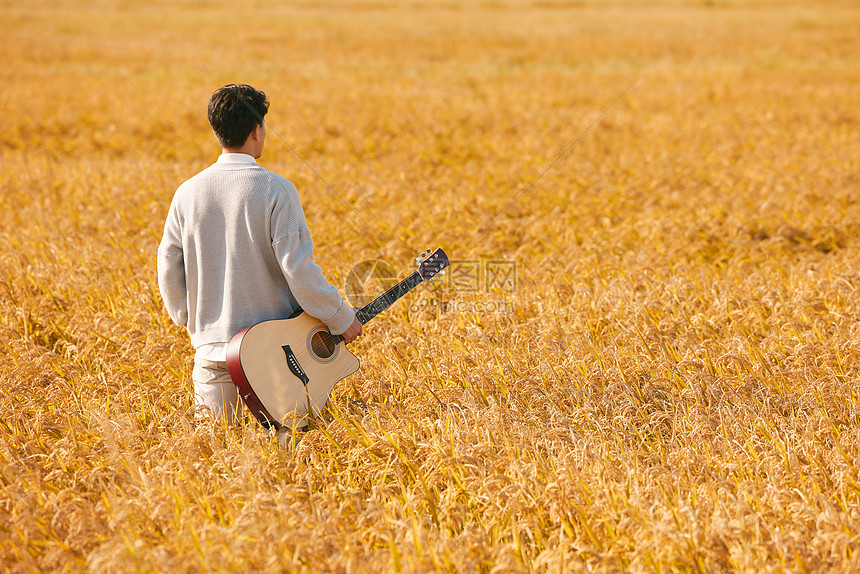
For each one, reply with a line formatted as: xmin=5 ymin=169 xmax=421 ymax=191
xmin=1 ymin=0 xmax=859 ymax=571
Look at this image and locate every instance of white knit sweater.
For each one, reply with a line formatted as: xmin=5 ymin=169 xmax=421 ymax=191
xmin=157 ymin=154 xmax=354 ymax=350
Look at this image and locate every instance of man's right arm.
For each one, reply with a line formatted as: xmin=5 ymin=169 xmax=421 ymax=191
xmin=270 ymin=178 xmax=358 ymax=337
xmin=273 ymin=229 xmax=356 ymax=336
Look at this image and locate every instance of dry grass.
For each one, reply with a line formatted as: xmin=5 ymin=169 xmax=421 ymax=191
xmin=2 ymin=0 xmax=860 ymax=571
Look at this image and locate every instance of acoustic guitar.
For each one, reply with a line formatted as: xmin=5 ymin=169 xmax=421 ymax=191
xmin=226 ymin=248 xmax=449 ymax=430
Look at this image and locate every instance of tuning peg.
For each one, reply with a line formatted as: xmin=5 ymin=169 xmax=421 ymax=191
xmin=416 ymin=256 xmax=423 ymax=263
xmin=440 ymin=270 xmax=446 ymax=276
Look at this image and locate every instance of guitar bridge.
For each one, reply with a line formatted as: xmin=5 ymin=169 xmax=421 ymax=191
xmin=282 ymin=345 xmax=310 ymax=386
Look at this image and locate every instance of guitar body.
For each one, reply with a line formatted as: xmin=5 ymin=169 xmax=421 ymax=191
xmin=226 ymin=311 xmax=360 ymax=430
xmin=226 ymin=248 xmax=448 ymax=432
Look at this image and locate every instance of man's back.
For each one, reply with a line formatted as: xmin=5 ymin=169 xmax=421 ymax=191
xmin=159 ymin=152 xmax=355 ymax=351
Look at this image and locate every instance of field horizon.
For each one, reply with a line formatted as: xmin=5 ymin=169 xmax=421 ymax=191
xmin=2 ymin=0 xmax=860 ymax=571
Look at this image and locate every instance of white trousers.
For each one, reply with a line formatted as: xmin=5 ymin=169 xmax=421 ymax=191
xmin=191 ymin=355 xmax=290 ymax=446
xmin=192 ymin=357 xmax=242 ymax=424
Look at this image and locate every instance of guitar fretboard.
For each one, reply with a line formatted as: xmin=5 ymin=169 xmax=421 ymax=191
xmin=332 ymin=271 xmax=425 ymax=343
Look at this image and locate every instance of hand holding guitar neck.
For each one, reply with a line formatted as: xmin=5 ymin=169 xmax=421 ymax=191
xmin=340 ymin=311 xmax=363 ymax=345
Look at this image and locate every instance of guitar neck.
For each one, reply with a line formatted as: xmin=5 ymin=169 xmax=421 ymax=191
xmin=332 ymin=270 xmax=425 ymax=343
xmin=358 ymin=270 xmax=424 ymax=324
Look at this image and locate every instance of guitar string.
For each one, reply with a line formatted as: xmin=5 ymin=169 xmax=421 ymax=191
xmin=359 ymin=271 xmax=423 ymax=323
xmin=332 ymin=271 xmax=424 ymax=343
xmin=366 ymin=274 xmax=418 ymax=318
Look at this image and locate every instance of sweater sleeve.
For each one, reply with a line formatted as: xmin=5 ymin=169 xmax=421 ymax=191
xmin=269 ymin=177 xmax=355 ymax=335
xmin=273 ymin=229 xmax=355 ymax=335
xmin=157 ymin=204 xmax=189 ymax=328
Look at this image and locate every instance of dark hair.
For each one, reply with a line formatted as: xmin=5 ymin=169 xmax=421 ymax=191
xmin=207 ymin=84 xmax=270 ymax=148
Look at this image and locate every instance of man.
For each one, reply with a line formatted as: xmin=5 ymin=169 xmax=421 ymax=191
xmin=157 ymin=84 xmax=362 ymax=423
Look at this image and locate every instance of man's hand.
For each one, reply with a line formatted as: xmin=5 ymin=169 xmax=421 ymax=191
xmin=340 ymin=313 xmax=363 ymax=345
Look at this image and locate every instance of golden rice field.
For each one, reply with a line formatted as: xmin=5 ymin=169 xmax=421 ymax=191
xmin=2 ymin=0 xmax=860 ymax=571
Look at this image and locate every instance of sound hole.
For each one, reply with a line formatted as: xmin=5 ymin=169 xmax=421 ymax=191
xmin=310 ymin=330 xmax=336 ymax=359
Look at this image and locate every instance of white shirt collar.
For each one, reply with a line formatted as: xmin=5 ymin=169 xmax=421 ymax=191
xmin=216 ymin=153 xmax=257 ymax=164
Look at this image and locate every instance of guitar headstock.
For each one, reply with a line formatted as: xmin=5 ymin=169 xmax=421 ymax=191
xmin=416 ymin=248 xmax=449 ymax=282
